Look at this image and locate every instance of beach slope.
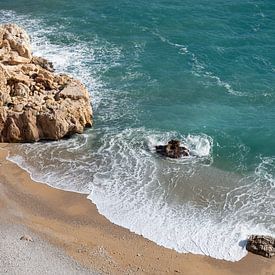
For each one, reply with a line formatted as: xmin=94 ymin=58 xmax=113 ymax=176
xmin=0 ymin=144 xmax=274 ymax=274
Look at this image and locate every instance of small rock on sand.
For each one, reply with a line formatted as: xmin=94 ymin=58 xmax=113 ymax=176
xmin=20 ymin=234 xmax=34 ymax=242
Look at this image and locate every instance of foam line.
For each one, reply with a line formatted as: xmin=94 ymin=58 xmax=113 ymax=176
xmin=2 ymin=9 xmax=275 ymax=262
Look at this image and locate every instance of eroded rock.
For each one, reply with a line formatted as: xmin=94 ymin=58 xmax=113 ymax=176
xmin=0 ymin=23 xmax=93 ymax=142
xmin=156 ymin=140 xmax=190 ymax=158
xmin=246 ymin=235 xmax=275 ymax=258
xmin=0 ymin=24 xmax=32 ymax=64
xmin=32 ymin=56 xmax=54 ymax=72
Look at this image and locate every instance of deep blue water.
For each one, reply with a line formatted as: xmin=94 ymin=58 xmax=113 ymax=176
xmin=1 ymin=0 xmax=275 ymax=261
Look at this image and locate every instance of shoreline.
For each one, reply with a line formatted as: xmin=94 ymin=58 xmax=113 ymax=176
xmin=1 ymin=143 xmax=275 ymax=274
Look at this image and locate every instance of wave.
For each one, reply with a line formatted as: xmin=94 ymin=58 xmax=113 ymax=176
xmin=151 ymin=30 xmax=189 ymax=54
xmin=190 ymin=53 xmax=245 ymax=96
xmin=150 ymin=28 xmax=247 ymax=97
xmin=9 ymin=125 xmax=275 ymax=261
xmin=86 ymin=128 xmax=272 ymax=262
xmin=2 ymin=9 xmax=275 ymax=262
xmin=8 ymin=121 xmax=275 ymax=262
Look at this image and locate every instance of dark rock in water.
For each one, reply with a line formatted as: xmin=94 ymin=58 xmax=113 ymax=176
xmin=155 ymin=139 xmax=189 ymax=159
xmin=246 ymin=235 xmax=275 ymax=258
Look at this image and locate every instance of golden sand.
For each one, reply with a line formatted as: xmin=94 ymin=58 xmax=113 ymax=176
xmin=0 ymin=144 xmax=274 ymax=274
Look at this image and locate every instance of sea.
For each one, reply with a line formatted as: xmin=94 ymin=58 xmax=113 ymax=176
xmin=1 ymin=0 xmax=275 ymax=261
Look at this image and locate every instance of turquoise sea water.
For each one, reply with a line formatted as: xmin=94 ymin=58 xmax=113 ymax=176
xmin=1 ymin=0 xmax=275 ymax=261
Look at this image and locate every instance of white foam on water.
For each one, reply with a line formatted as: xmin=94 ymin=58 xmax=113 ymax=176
xmin=149 ymin=28 xmax=246 ymax=97
xmin=151 ymin=30 xmax=189 ymax=54
xmin=7 ymin=126 xmax=275 ymax=261
xmin=0 ymin=9 xmax=123 ymax=189
xmin=185 ymin=134 xmax=212 ymax=157
xmin=0 ymin=10 xmax=122 ymax=112
xmin=223 ymin=157 xmax=275 ymax=237
xmin=86 ymin=128 xmax=274 ymax=261
xmin=7 ymin=135 xmax=94 ymax=194
xmin=189 ymin=53 xmax=246 ymax=96
xmin=2 ymin=10 xmax=275 ymax=262
xmin=150 ymin=28 xmax=275 ymax=99
xmin=188 ymin=45 xmax=273 ymax=100
xmin=147 ymin=132 xmax=212 ymax=166
xmin=8 ymin=118 xmax=274 ymax=263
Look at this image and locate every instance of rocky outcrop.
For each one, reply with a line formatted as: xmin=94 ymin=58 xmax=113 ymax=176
xmin=0 ymin=23 xmax=92 ymax=142
xmin=156 ymin=140 xmax=189 ymax=158
xmin=0 ymin=24 xmax=32 ymax=65
xmin=246 ymin=235 xmax=275 ymax=258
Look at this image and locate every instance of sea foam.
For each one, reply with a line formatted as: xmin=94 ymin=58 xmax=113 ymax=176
xmin=2 ymin=9 xmax=275 ymax=262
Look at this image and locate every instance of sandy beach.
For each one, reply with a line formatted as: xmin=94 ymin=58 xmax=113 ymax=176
xmin=0 ymin=143 xmax=275 ymax=275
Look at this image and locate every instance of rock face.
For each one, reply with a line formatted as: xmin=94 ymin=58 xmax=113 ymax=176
xmin=246 ymin=235 xmax=275 ymax=258
xmin=155 ymin=140 xmax=189 ymax=158
xmin=0 ymin=23 xmax=92 ymax=142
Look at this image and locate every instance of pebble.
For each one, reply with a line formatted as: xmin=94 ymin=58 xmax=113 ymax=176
xmin=20 ymin=235 xmax=34 ymax=242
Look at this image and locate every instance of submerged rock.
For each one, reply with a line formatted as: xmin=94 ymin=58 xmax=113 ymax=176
xmin=0 ymin=23 xmax=92 ymax=142
xmin=246 ymin=235 xmax=275 ymax=258
xmin=155 ymin=140 xmax=189 ymax=158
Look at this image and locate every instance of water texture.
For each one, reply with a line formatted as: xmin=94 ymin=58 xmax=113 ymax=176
xmin=1 ymin=0 xmax=275 ymax=261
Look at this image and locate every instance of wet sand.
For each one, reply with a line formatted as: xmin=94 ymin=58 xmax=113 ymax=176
xmin=0 ymin=143 xmax=274 ymax=274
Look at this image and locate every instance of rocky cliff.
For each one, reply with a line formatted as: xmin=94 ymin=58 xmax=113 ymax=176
xmin=0 ymin=24 xmax=92 ymax=142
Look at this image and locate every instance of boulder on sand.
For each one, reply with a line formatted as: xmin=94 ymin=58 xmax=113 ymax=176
xmin=155 ymin=140 xmax=190 ymax=158
xmin=246 ymin=235 xmax=275 ymax=258
xmin=0 ymin=23 xmax=93 ymax=142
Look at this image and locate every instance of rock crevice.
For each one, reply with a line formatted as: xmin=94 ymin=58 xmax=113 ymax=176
xmin=0 ymin=23 xmax=92 ymax=142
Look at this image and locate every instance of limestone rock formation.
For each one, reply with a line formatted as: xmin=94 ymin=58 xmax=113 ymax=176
xmin=246 ymin=235 xmax=275 ymax=258
xmin=0 ymin=23 xmax=92 ymax=142
xmin=156 ymin=140 xmax=190 ymax=158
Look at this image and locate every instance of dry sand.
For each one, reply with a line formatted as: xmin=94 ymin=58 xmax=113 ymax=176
xmin=0 ymin=143 xmax=274 ymax=274
xmin=0 ymin=219 xmax=95 ymax=274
